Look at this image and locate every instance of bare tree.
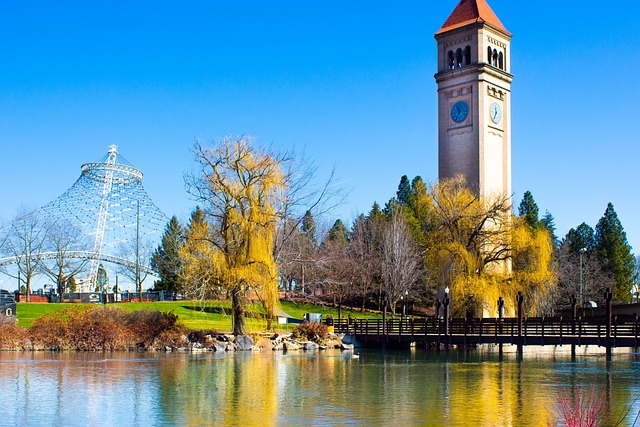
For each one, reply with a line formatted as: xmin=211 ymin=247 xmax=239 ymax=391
xmin=117 ymin=238 xmax=155 ymax=296
xmin=39 ymin=219 xmax=90 ymax=300
xmin=382 ymin=208 xmax=423 ymax=316
xmin=317 ymin=238 xmax=356 ymax=318
xmin=349 ymin=214 xmax=382 ymax=311
xmin=1 ymin=207 xmax=49 ymax=301
xmin=556 ymin=242 xmax=613 ymax=311
xmin=272 ymin=150 xmax=348 ymax=267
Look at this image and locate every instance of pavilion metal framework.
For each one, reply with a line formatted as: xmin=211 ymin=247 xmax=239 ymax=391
xmin=25 ymin=145 xmax=167 ymax=287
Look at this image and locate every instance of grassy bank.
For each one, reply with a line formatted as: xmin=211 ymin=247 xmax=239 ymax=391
xmin=16 ymin=300 xmax=381 ymax=330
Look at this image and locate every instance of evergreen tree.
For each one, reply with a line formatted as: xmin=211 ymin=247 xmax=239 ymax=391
xmin=301 ymin=210 xmax=317 ymax=245
xmin=95 ymin=264 xmax=108 ymax=292
xmin=595 ymin=203 xmax=636 ymax=301
xmin=411 ymin=176 xmax=427 ymax=201
xmin=66 ymin=276 xmax=77 ymax=293
xmin=518 ymin=191 xmax=540 ymax=229
xmin=396 ymin=175 xmax=414 ymax=207
xmin=151 ymin=216 xmax=184 ymax=292
xmin=566 ymin=223 xmax=595 ymax=254
xmin=326 ymin=219 xmax=349 ymax=245
xmin=369 ymin=202 xmax=384 ymax=222
xmin=541 ymin=210 xmax=558 ymax=246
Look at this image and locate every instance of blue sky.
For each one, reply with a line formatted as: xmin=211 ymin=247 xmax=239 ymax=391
xmin=1 ymin=0 xmax=639 ymax=253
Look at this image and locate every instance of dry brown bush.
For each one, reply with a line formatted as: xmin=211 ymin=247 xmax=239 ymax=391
xmin=292 ymin=322 xmax=328 ymax=341
xmin=28 ymin=306 xmax=186 ymax=351
xmin=0 ymin=324 xmax=30 ymax=350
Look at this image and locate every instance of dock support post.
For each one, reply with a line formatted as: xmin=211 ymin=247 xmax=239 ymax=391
xmin=605 ymin=288 xmax=613 ymax=360
xmin=517 ymin=292 xmax=524 ymax=357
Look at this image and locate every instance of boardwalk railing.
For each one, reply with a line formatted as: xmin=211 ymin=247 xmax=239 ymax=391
xmin=330 ymin=315 xmax=640 ymax=349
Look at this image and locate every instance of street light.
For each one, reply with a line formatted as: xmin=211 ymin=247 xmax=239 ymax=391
xmin=444 ymin=286 xmax=450 ymax=336
xmin=404 ymin=290 xmax=409 ymax=320
xmin=579 ymin=248 xmax=587 ymax=309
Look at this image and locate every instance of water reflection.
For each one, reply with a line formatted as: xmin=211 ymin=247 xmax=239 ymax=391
xmin=0 ymin=350 xmax=639 ymax=426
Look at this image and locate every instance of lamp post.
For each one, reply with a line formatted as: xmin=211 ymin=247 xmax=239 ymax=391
xmin=444 ymin=286 xmax=450 ymax=336
xmin=404 ymin=290 xmax=408 ymax=320
xmin=579 ymin=247 xmax=587 ymax=310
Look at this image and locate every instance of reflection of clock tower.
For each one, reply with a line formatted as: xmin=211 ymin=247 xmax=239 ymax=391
xmin=435 ymin=0 xmax=512 ymax=202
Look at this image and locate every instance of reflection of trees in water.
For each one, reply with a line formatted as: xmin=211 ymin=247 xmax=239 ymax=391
xmin=1 ymin=352 xmax=639 ymax=425
xmin=157 ymin=354 xmax=281 ymax=426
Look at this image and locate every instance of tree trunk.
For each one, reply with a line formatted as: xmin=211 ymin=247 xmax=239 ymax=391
xmin=57 ymin=271 xmax=65 ymax=303
xmin=232 ymin=285 xmax=246 ymax=335
xmin=26 ymin=275 xmax=31 ymax=302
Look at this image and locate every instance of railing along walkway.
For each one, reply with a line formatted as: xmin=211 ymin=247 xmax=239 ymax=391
xmin=330 ymin=316 xmax=640 ymax=348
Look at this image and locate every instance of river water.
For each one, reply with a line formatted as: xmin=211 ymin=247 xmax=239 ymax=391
xmin=0 ymin=348 xmax=639 ymax=426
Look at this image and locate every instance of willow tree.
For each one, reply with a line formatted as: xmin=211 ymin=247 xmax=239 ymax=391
xmin=425 ymin=176 xmax=512 ymax=317
xmin=185 ymin=137 xmax=284 ymax=334
xmin=511 ymin=217 xmax=556 ymax=315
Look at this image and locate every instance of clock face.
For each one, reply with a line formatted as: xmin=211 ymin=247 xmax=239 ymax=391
xmin=490 ymin=102 xmax=502 ymax=124
xmin=451 ymin=101 xmax=469 ymax=123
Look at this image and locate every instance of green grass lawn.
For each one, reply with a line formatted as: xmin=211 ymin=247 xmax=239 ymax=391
xmin=16 ymin=300 xmax=382 ymax=331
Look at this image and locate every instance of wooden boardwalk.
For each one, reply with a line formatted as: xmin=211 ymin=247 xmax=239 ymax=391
xmin=331 ymin=316 xmax=640 ymax=350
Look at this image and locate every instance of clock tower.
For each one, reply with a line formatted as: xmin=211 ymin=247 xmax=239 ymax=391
xmin=435 ymin=0 xmax=512 ymax=202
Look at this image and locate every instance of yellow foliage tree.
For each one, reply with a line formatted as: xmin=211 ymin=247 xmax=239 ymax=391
xmin=424 ymin=176 xmax=512 ymax=316
xmin=422 ymin=177 xmax=556 ymax=317
xmin=184 ymin=136 xmax=284 ymax=334
xmin=511 ymin=217 xmax=556 ymax=316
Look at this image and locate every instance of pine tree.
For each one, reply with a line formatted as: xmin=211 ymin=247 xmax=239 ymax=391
xmin=595 ymin=203 xmax=636 ymax=301
xmin=396 ymin=175 xmax=414 ymax=207
xmin=326 ymin=219 xmax=349 ymax=245
xmin=301 ymin=210 xmax=317 ymax=245
xmin=369 ymin=202 xmax=384 ymax=222
xmin=541 ymin=210 xmax=558 ymax=246
xmin=518 ymin=191 xmax=540 ymax=229
xmin=66 ymin=276 xmax=77 ymax=293
xmin=95 ymin=264 xmax=108 ymax=292
xmin=411 ymin=176 xmax=427 ymax=201
xmin=151 ymin=216 xmax=184 ymax=292
xmin=566 ymin=223 xmax=595 ymax=253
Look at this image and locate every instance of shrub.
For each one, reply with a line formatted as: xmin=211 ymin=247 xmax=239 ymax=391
xmin=292 ymin=321 xmax=328 ymax=341
xmin=28 ymin=306 xmax=185 ymax=351
xmin=547 ymin=385 xmax=605 ymax=427
xmin=30 ymin=306 xmax=129 ymax=351
xmin=122 ymin=309 xmax=183 ymax=347
xmin=0 ymin=324 xmax=29 ymax=350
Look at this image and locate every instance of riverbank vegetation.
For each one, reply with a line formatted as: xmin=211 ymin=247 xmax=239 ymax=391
xmin=3 ymin=303 xmax=353 ymax=351
xmin=0 ymin=306 xmax=185 ymax=351
xmin=14 ymin=300 xmax=378 ymax=330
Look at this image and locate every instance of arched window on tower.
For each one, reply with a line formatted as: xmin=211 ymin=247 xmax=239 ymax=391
xmin=455 ymin=48 xmax=463 ymax=68
xmin=488 ymin=47 xmax=492 ymax=64
xmin=465 ymin=46 xmax=471 ymax=65
xmin=448 ymin=51 xmax=455 ymax=70
xmin=498 ymin=52 xmax=504 ymax=70
xmin=492 ymin=49 xmax=498 ymax=67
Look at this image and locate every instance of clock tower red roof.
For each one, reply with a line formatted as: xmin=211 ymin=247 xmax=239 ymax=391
xmin=436 ymin=0 xmax=511 ymax=37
